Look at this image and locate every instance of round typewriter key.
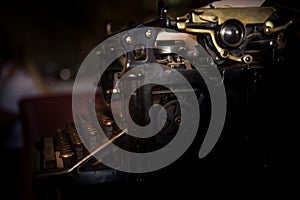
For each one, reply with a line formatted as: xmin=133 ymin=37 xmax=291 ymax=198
xmin=73 ymin=138 xmax=82 ymax=145
xmin=59 ymin=150 xmax=75 ymax=168
xmin=101 ymin=119 xmax=114 ymax=137
xmin=59 ymin=151 xmax=74 ymax=158
xmin=74 ymin=142 xmax=84 ymax=159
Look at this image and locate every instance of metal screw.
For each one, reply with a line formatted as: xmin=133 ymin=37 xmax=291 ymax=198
xmin=243 ymin=55 xmax=253 ymax=64
xmin=145 ymin=29 xmax=153 ymax=38
xmin=264 ymin=26 xmax=271 ymax=34
xmin=125 ymin=36 xmax=133 ymax=44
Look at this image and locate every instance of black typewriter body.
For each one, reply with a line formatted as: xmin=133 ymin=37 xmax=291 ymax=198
xmin=32 ymin=1 xmax=296 ymax=198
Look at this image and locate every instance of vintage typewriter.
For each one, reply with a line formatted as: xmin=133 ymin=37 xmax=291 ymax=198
xmin=32 ymin=0 xmax=295 ymax=196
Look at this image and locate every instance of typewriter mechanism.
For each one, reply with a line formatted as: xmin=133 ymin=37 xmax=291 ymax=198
xmin=33 ymin=0 xmax=295 ymax=194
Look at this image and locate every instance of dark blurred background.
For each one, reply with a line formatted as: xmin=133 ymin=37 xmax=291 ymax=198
xmin=1 ymin=0 xmax=154 ymax=84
